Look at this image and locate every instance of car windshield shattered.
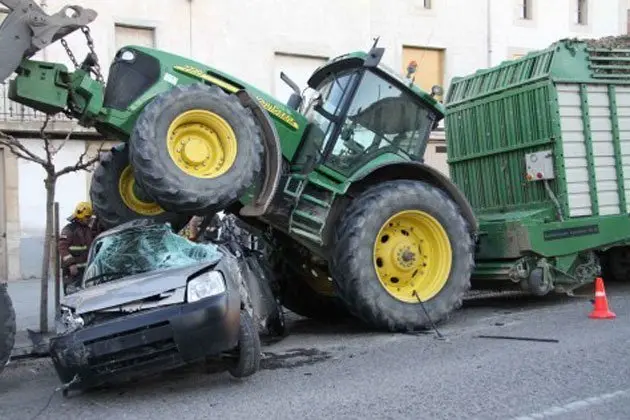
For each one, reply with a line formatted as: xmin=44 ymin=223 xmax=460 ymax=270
xmin=82 ymin=222 xmax=223 ymax=287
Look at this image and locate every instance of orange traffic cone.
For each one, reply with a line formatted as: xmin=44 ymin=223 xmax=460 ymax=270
xmin=589 ymin=277 xmax=616 ymax=320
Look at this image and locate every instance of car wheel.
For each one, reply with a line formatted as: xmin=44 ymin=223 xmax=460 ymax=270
xmin=226 ymin=310 xmax=261 ymax=378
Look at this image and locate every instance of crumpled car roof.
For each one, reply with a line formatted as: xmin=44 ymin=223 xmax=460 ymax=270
xmin=83 ymin=220 xmax=222 ymax=287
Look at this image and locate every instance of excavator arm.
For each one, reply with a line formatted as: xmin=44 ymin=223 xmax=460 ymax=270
xmin=0 ymin=0 xmax=97 ymax=82
xmin=0 ymin=1 xmax=105 ymax=124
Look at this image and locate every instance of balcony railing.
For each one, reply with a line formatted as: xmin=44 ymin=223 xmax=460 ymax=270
xmin=0 ymin=80 xmax=72 ymax=124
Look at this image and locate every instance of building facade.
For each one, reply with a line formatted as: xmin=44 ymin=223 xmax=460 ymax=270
xmin=0 ymin=0 xmax=628 ymax=279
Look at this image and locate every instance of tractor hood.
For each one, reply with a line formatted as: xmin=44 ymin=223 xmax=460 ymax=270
xmin=61 ymin=260 xmax=218 ymax=315
xmin=0 ymin=0 xmax=96 ymax=82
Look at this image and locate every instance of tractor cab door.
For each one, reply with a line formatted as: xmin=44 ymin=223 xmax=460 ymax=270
xmin=320 ymin=70 xmax=438 ymax=177
xmin=292 ymin=69 xmax=361 ymax=172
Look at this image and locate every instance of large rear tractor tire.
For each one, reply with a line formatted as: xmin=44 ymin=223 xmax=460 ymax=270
xmin=90 ymin=143 xmax=190 ymax=232
xmin=0 ymin=283 xmax=16 ymax=375
xmin=331 ymin=180 xmax=474 ymax=332
xmin=129 ymin=84 xmax=264 ymax=214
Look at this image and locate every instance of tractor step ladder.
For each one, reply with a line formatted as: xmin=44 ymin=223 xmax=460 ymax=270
xmin=284 ymin=174 xmax=336 ymax=245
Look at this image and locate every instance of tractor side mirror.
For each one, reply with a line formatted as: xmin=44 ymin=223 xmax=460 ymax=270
xmin=287 ymin=93 xmax=302 ymax=111
xmin=280 ymin=71 xmax=303 ymax=110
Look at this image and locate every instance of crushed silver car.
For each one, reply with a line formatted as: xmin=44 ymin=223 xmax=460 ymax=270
xmin=49 ymin=218 xmax=284 ymax=393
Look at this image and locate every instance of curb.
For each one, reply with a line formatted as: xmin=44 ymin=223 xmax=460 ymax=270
xmin=10 ymin=329 xmax=52 ymax=360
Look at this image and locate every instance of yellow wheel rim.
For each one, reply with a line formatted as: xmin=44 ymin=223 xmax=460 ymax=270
xmin=118 ymin=165 xmax=165 ymax=216
xmin=166 ymin=109 xmax=237 ymax=178
xmin=373 ymin=210 xmax=452 ymax=303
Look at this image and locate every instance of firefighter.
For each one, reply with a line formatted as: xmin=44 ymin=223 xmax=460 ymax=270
xmin=180 ymin=215 xmax=204 ymax=241
xmin=58 ymin=201 xmax=97 ymax=294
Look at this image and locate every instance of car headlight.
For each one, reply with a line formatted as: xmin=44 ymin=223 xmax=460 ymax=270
xmin=187 ymin=271 xmax=226 ymax=302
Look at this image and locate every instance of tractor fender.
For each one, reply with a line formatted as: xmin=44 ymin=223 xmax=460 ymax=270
xmin=348 ymin=161 xmax=478 ymax=232
xmin=235 ymin=89 xmax=283 ymax=217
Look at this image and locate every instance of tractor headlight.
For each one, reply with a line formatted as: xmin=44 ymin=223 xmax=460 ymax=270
xmin=120 ymin=50 xmax=136 ymax=62
xmin=187 ymin=271 xmax=226 ymax=302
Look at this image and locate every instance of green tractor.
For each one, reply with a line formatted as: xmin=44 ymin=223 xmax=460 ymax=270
xmin=0 ymin=1 xmax=477 ymax=333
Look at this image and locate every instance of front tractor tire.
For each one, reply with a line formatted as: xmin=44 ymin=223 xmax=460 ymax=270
xmin=129 ymin=84 xmax=264 ymax=215
xmin=90 ymin=143 xmax=190 ymax=231
xmin=330 ymin=180 xmax=474 ymax=332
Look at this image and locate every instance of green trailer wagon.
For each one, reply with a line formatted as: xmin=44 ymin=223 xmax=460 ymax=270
xmin=444 ymin=38 xmax=630 ymax=295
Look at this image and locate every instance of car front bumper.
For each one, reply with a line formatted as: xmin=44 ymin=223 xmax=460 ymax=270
xmin=49 ymin=290 xmax=241 ymax=389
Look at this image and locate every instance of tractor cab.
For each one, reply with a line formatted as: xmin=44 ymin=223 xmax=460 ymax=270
xmin=290 ymin=44 xmax=445 ymax=177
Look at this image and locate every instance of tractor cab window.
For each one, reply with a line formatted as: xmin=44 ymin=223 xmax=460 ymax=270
xmin=325 ymin=70 xmax=437 ymax=175
xmin=294 ymin=69 xmax=360 ymax=167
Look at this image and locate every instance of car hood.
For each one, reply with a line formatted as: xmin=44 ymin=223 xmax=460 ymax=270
xmin=62 ymin=261 xmax=218 ymax=315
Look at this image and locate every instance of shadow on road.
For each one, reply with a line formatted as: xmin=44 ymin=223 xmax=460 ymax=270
xmin=44 ymin=282 xmax=630 ymax=402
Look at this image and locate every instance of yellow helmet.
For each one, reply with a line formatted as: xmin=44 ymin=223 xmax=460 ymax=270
xmin=70 ymin=201 xmax=93 ymax=221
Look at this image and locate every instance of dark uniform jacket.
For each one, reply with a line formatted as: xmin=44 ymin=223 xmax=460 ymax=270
xmin=58 ymin=221 xmax=97 ymax=273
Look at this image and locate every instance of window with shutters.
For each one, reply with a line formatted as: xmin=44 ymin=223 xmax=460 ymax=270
xmin=114 ymin=24 xmax=156 ymax=51
xmin=576 ymin=0 xmax=588 ymax=25
xmin=519 ymin=0 xmax=533 ymax=20
xmin=401 ymin=46 xmax=445 ymax=102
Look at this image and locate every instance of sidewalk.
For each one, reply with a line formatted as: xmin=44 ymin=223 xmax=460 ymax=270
xmin=6 ymin=278 xmax=58 ymax=358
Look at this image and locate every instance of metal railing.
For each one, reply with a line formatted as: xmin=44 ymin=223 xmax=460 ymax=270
xmin=0 ymin=80 xmax=71 ymax=124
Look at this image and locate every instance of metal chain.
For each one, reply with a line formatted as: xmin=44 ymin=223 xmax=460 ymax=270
xmin=60 ymin=38 xmax=79 ymax=69
xmin=59 ymin=26 xmax=104 ymax=83
xmin=80 ymin=26 xmax=104 ymax=83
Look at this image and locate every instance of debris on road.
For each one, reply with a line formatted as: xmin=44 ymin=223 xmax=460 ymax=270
xmin=475 ymin=335 xmax=559 ymax=343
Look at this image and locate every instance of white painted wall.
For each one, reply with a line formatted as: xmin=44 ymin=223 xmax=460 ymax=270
xmin=3 ymin=0 xmax=629 ymax=278
xmin=491 ymin=0 xmax=627 ymax=65
xmin=17 ymin=139 xmax=89 ymax=278
xmin=31 ymin=0 xmax=627 ymax=95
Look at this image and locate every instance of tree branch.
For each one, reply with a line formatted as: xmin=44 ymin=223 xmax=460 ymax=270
xmin=39 ymin=115 xmax=54 ymax=166
xmin=55 ymin=140 xmax=106 ymax=177
xmin=50 ymin=120 xmax=75 ymax=156
xmin=0 ymin=129 xmax=48 ymax=166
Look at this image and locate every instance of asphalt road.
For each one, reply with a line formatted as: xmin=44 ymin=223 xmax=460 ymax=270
xmin=1 ymin=283 xmax=629 ymax=420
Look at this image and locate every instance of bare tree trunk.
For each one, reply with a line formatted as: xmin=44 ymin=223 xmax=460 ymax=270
xmin=53 ymin=202 xmax=61 ymax=314
xmin=39 ymin=174 xmax=56 ymax=333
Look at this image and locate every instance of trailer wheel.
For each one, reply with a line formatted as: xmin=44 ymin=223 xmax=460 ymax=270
xmin=605 ymin=246 xmax=630 ymax=282
xmin=331 ymin=180 xmax=474 ymax=332
xmin=0 ymin=283 xmax=16 ymax=375
xmin=129 ymin=84 xmax=264 ymax=214
xmin=90 ymin=143 xmax=190 ymax=231
xmin=226 ymin=310 xmax=261 ymax=378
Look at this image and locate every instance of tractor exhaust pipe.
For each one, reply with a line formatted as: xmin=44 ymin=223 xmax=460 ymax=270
xmin=0 ymin=0 xmax=97 ymax=82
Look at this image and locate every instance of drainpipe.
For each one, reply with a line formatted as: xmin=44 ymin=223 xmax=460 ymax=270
xmin=187 ymin=0 xmax=193 ymax=57
xmin=486 ymin=0 xmax=492 ymax=66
